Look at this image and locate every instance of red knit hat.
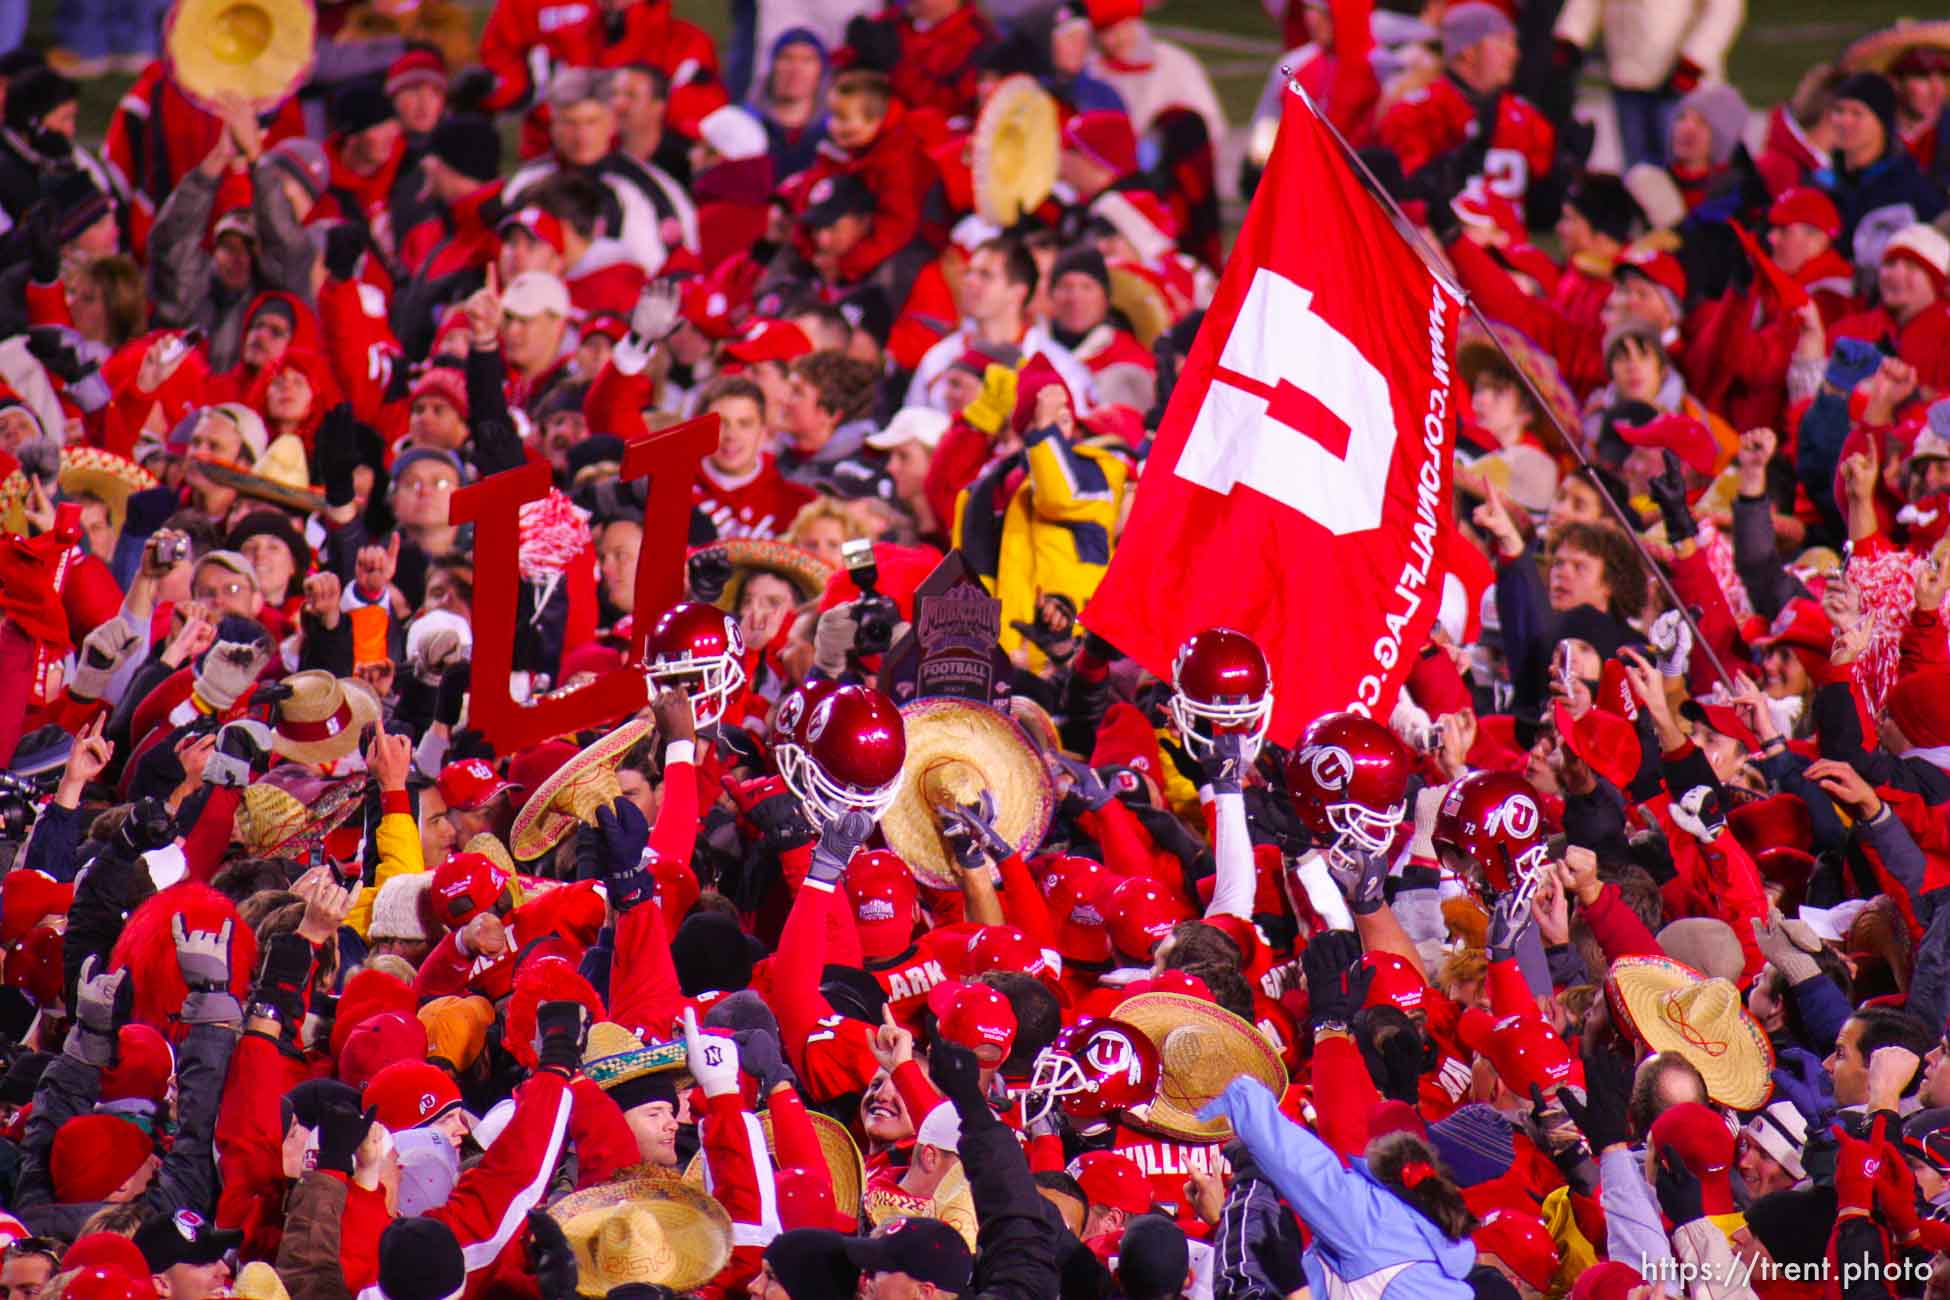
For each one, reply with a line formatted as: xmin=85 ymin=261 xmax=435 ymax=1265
xmin=1474 ymin=1210 xmax=1560 ymax=1291
xmin=51 ymin=1114 xmax=153 ymax=1203
xmin=1061 ymin=110 xmax=1138 ymax=178
xmin=330 ymin=967 xmax=421 ymax=1058
xmin=1888 ymin=669 xmax=1950 ymax=750
xmin=1571 ymin=1261 xmax=1645 ymax=1300
xmin=99 ymin=1025 xmax=173 ymax=1106
xmin=0 ymin=869 xmax=72 ymax=945
xmin=1085 ymin=0 xmax=1142 ymax=28
xmin=1648 ymin=1100 xmax=1737 ymax=1215
xmin=1010 ymin=354 xmax=1075 ymax=435
xmin=386 ymin=48 xmax=449 ymax=96
xmin=409 ymin=366 xmax=470 ymax=420
xmin=338 ymin=1011 xmax=429 ymax=1089
xmin=1089 ymin=702 xmax=1164 ymax=786
xmin=61 ymin=1267 xmax=154 ymax=1300
xmin=364 ymin=1060 xmax=465 ymax=1131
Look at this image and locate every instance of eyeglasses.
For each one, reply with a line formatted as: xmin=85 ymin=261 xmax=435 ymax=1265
xmin=3 ymin=1238 xmax=62 ymax=1267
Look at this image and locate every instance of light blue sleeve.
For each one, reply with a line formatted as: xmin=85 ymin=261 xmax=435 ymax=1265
xmin=1203 ymin=1077 xmax=1394 ymax=1254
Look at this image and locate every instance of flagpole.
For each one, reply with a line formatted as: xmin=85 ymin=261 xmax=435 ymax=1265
xmin=1282 ymin=78 xmax=1738 ymax=689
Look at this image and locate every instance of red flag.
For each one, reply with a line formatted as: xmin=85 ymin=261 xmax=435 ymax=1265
xmin=1730 ymin=221 xmax=1811 ymax=314
xmin=1082 ymin=85 xmax=1462 ymax=739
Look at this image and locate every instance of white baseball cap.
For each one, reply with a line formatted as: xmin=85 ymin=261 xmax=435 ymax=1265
xmin=502 ymin=270 xmax=571 ymax=319
xmin=915 ymin=1102 xmax=962 ymax=1152
xmin=866 ymin=406 xmax=951 ymax=451
xmin=699 ymin=105 xmax=768 ymax=162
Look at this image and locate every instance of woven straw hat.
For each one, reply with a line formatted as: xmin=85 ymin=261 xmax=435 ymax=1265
xmin=683 ymin=1108 xmax=865 ymax=1220
xmin=1604 ymin=955 xmax=1774 ymax=1110
xmin=272 ymin=672 xmax=381 ymax=766
xmin=1842 ymin=20 xmax=1950 ymax=74
xmin=465 ymin=832 xmax=517 ymax=878
xmin=231 ymin=1262 xmax=292 ymax=1300
xmin=164 ymin=0 xmax=317 ymax=114
xmin=509 ymin=719 xmax=650 ymax=862
xmin=237 ymin=767 xmax=364 ymax=857
xmin=189 ymin=434 xmax=325 ymax=513
xmin=1457 ymin=319 xmax=1579 ymax=455
xmin=1116 ymin=991 xmax=1287 ymax=1141
xmin=880 ymin=699 xmax=1053 ymax=890
xmin=0 ymin=446 xmax=157 ymax=534
xmin=582 ymin=1021 xmax=687 ymax=1090
xmin=549 ymin=1178 xmax=732 ymax=1296
xmin=972 ymin=75 xmax=1059 ymax=226
xmin=694 ymin=537 xmax=835 ymax=611
xmin=1109 ymin=262 xmax=1173 ymax=348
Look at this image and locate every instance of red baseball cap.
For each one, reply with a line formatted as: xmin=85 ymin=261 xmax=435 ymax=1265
xmin=497 ymin=206 xmax=567 ymax=256
xmin=846 ymin=851 xmax=918 ymax=961
xmin=722 ymin=319 xmax=813 ymax=366
xmin=1459 ymin=1008 xmax=1574 ymax=1097
xmin=1474 ymin=1210 xmax=1560 ymax=1291
xmin=1103 ymin=876 xmax=1189 ymax=962
xmin=1614 ymin=411 xmax=1718 ymax=477
xmin=582 ymin=312 xmax=629 ymax=343
xmin=436 ymin=758 xmax=521 ymax=812
xmin=338 ymin=1011 xmax=429 ymax=1089
xmin=961 ymin=925 xmax=1045 ymax=979
xmin=1361 ymin=951 xmax=1428 ymax=1014
xmin=681 ymin=281 xmax=740 ymax=340
xmin=430 ymin=851 xmax=512 ymax=929
xmin=1769 ymin=186 xmax=1841 ymax=241
xmin=1679 ymin=698 xmax=1760 ymax=752
xmin=927 ymin=981 xmax=1017 ymax=1058
xmin=1070 ymin=1150 xmax=1152 ymax=1215
xmin=364 ymin=1060 xmax=466 ymax=1131
xmin=1551 ymin=701 xmax=1641 ymax=792
xmin=1615 ymin=245 xmax=1687 ymax=301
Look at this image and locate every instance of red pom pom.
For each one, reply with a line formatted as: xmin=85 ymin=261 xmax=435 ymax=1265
xmin=109 ymin=883 xmax=256 ymax=1043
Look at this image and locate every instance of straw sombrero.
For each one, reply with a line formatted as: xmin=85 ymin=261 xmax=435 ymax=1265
xmin=1457 ymin=319 xmax=1579 ymax=456
xmin=683 ymin=1108 xmax=865 ymax=1219
xmin=693 ymin=537 xmax=834 ymax=612
xmin=191 ymin=434 xmax=326 ymax=514
xmin=1115 ymin=991 xmax=1287 ymax=1141
xmin=1005 ymin=695 xmax=1060 ymax=757
xmin=972 ymin=75 xmax=1059 ymax=227
xmin=271 ymin=671 xmax=381 ymax=767
xmin=465 ymin=832 xmax=516 ymax=878
xmin=509 ymin=719 xmax=650 ymax=862
xmin=165 ymin=0 xmax=318 ymax=115
xmin=548 ymin=1177 xmax=733 ymax=1296
xmin=1108 ymin=262 xmax=1173 ymax=349
xmin=1842 ymin=19 xmax=1950 ymax=74
xmin=237 ymin=768 xmax=364 ymax=858
xmin=581 ymin=1020 xmax=687 ymax=1090
xmin=1604 ymin=955 xmax=1774 ymax=1110
xmin=0 ymin=447 xmax=157 ymax=535
xmin=880 ymin=699 xmax=1054 ymax=891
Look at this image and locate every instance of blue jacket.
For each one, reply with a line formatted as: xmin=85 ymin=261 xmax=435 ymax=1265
xmin=1201 ymin=1079 xmax=1476 ymax=1300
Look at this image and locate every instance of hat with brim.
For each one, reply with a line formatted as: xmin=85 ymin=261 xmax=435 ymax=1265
xmin=465 ymin=832 xmax=517 ymax=879
xmin=582 ymin=1020 xmax=688 ymax=1090
xmin=684 ymin=1109 xmax=864 ymax=1220
xmin=0 ymin=446 xmax=157 ymax=535
xmin=1108 ymin=262 xmax=1173 ymax=349
xmin=191 ymin=434 xmax=325 ymax=513
xmin=880 ymin=699 xmax=1054 ymax=891
xmin=1604 ymin=955 xmax=1774 ymax=1110
xmin=238 ymin=767 xmax=365 ymax=858
xmin=165 ymin=0 xmax=318 ymax=115
xmin=509 ymin=718 xmax=650 ymax=862
xmin=1457 ymin=320 xmax=1578 ymax=456
xmin=549 ymin=1178 xmax=733 ymax=1296
xmin=272 ymin=671 xmax=382 ymax=766
xmin=1115 ymin=991 xmax=1287 ymax=1141
xmin=972 ymin=74 xmax=1059 ymax=227
xmin=1842 ymin=20 xmax=1950 ymax=74
xmin=695 ymin=538 xmax=835 ymax=612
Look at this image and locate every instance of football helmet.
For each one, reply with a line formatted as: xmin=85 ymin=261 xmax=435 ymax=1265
xmin=1168 ymin=627 xmax=1273 ymax=762
xmin=774 ymin=684 xmax=907 ymax=826
xmin=1023 ymin=1017 xmax=1161 ymax=1128
xmin=643 ymin=600 xmax=746 ymax=728
xmin=1286 ymin=711 xmax=1413 ymax=857
xmin=1433 ymin=770 xmax=1550 ymax=911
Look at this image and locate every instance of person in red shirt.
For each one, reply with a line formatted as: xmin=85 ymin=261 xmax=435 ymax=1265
xmin=788 ymin=71 xmax=939 ymax=291
xmin=846 ymin=0 xmax=994 ymax=120
xmin=324 ymin=85 xmax=408 ymax=233
xmin=476 ymin=0 xmax=726 ymax=134
xmin=692 ymin=375 xmax=816 ymax=540
xmin=1828 ymin=224 xmax=1950 ymax=392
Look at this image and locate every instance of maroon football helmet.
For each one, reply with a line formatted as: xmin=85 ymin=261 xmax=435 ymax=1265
xmin=774 ymin=684 xmax=907 ymax=825
xmin=1024 ymin=1017 xmax=1161 ymax=1128
xmin=643 ymin=600 xmax=746 ymax=728
xmin=1169 ymin=627 xmax=1273 ymax=761
xmin=1433 ymin=770 xmax=1550 ymax=910
xmin=1286 ymin=712 xmax=1413 ymax=857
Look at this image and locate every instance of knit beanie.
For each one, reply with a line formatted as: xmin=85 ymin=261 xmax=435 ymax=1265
xmin=377 ymin=1217 xmax=465 ymax=1300
xmin=1676 ymin=82 xmax=1749 ymax=166
xmin=369 ymin=873 xmax=433 ymax=944
xmin=1834 ymin=72 xmax=1898 ymax=152
xmin=4 ymin=67 xmax=76 ymax=133
xmin=1440 ymin=2 xmax=1513 ymax=60
xmin=331 ymin=82 xmax=395 ymax=136
xmin=1050 ymin=245 xmax=1111 ymax=294
xmin=1118 ymin=1215 xmax=1190 ymax=1300
xmin=1566 ymin=174 xmax=1644 ymax=246
xmin=51 ymin=1114 xmax=153 ymax=1202
xmin=1744 ymin=1187 xmax=1838 ymax=1270
xmin=762 ymin=1229 xmax=859 ymax=1300
xmin=669 ymin=911 xmax=756 ymax=997
xmin=429 ymin=113 xmax=502 ymax=184
xmin=264 ymin=138 xmax=331 ymax=201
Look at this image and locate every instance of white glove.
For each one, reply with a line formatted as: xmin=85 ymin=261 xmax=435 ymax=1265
xmin=682 ymin=1007 xmax=741 ymax=1098
xmin=1668 ymin=784 xmax=1726 ymax=844
xmin=1649 ymin=609 xmax=1694 ymax=678
xmin=631 ymin=278 xmax=683 ymax=342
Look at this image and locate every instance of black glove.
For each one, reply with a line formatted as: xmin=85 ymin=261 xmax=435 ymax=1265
xmin=1205 ymin=732 xmax=1248 ymax=797
xmin=25 ymin=326 xmax=93 ymax=384
xmin=931 ymin=1037 xmax=985 ymax=1114
xmin=745 ymin=780 xmax=815 ymax=856
xmin=1654 ymin=1144 xmax=1705 ymax=1225
xmin=316 ymin=1101 xmax=376 ymax=1176
xmin=324 ymin=221 xmax=368 ymax=281
xmin=1349 ymin=848 xmax=1391 ymax=917
xmin=250 ymin=931 xmax=314 ymax=1027
xmin=207 ymin=719 xmax=273 ymax=788
xmin=1300 ymin=930 xmax=1372 ymax=1030
xmin=316 ymin=404 xmax=362 ymax=508
xmin=687 ymin=549 xmax=734 ymax=604
xmin=845 ymin=14 xmax=902 ymax=70
xmin=1558 ymin=118 xmax=1597 ymax=169
xmin=435 ymin=660 xmax=472 ymax=729
xmin=536 ymin=1001 xmax=589 ymax=1073
xmin=448 ymin=66 xmax=497 ymax=114
xmin=1648 ymin=449 xmax=1695 ymax=545
xmin=284 ymin=1077 xmax=361 ymax=1131
xmin=112 ymin=796 xmax=176 ymax=858
xmin=1487 ymin=892 xmax=1533 ymax=964
xmin=733 ymin=1027 xmax=796 ymax=1093
xmin=527 ymin=1209 xmax=580 ymax=1300
xmin=1559 ymin=1042 xmax=1634 ymax=1154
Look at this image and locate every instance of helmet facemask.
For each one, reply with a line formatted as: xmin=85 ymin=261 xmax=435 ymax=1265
xmin=777 ymin=741 xmax=902 ymax=827
xmin=1167 ymin=689 xmax=1272 ymax=764
xmin=645 ymin=650 xmax=747 ymax=731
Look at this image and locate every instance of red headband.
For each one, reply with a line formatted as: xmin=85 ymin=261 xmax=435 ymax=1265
xmin=279 ymin=700 xmax=354 ymax=743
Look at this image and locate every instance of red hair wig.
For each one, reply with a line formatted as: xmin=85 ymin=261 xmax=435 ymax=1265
xmin=109 ymin=883 xmax=256 ymax=1042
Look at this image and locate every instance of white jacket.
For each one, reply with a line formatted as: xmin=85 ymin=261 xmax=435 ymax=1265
xmin=1088 ymin=33 xmax=1229 ymax=159
xmin=1554 ymin=0 xmax=1746 ymax=91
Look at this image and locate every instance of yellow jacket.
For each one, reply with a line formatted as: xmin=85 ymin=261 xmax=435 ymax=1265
xmin=345 ymin=808 xmax=426 ymax=939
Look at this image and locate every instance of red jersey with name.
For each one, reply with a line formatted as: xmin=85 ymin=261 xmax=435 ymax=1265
xmin=1110 ymin=1123 xmax=1232 ymax=1220
xmin=870 ymin=928 xmax=964 ymax=1029
xmin=1379 ymin=77 xmax=1557 ymax=207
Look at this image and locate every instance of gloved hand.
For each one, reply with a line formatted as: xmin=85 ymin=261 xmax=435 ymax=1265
xmin=683 ymin=1007 xmax=741 ymax=1098
xmin=812 ymin=605 xmax=860 ymax=678
xmin=1348 ymin=848 xmax=1391 ymax=917
xmin=931 ymin=1037 xmax=985 ymax=1114
xmin=205 ymin=719 xmax=274 ymax=788
xmin=535 ymin=1000 xmax=590 ymax=1074
xmin=250 ymin=931 xmax=314 ymax=1027
xmin=595 ymin=796 xmax=650 ymax=875
xmin=687 ymin=548 xmax=733 ymax=604
xmin=323 ymin=221 xmax=368 ymax=281
xmin=733 ymin=1027 xmax=796 ymax=1093
xmin=447 ymin=66 xmax=497 ymax=114
xmin=630 ymin=278 xmax=682 ymax=343
xmin=808 ymin=810 xmax=872 ymax=887
xmin=69 ymin=619 xmax=141 ymax=700
xmin=1300 ymin=929 xmax=1372 ymax=1030
xmin=174 ymin=915 xmax=240 ymax=1022
xmin=316 ymin=1101 xmax=376 ymax=1176
xmin=1648 ymin=608 xmax=1694 ymax=679
xmin=938 ymin=792 xmax=1012 ymax=873
xmin=743 ymin=777 xmax=816 ymax=856
xmin=1668 ymin=785 xmax=1726 ymax=843
xmin=961 ymin=364 xmax=1019 ymax=437
xmin=1654 ymin=1144 xmax=1706 ymax=1225
xmin=1648 ymin=450 xmax=1696 ymax=545
xmin=1875 ymin=1129 xmax=1921 ymax=1241
xmin=315 ymin=403 xmax=362 ymax=508
xmin=1204 ymin=732 xmax=1248 ymax=797
xmin=65 ymin=955 xmax=133 ymax=1066
xmin=197 ymin=635 xmax=272 ymax=711
xmin=1751 ymin=910 xmax=1821 ymax=985
xmin=1826 ymin=338 xmax=1884 ymax=392
xmin=1049 ymin=751 xmax=1114 ymax=811
xmin=1771 ymin=1046 xmax=1837 ymax=1127
xmin=435 ymin=660 xmax=472 ymax=728
xmin=1487 ymin=891 xmax=1533 ymax=963
xmin=527 ymin=1209 xmax=580 ymax=1300
xmin=26 ymin=325 xmax=94 ymax=384
xmin=1833 ymin=1123 xmax=1885 ymax=1215
xmin=1559 ymin=1042 xmax=1633 ymax=1154
xmin=1666 ymin=54 xmax=1705 ymax=95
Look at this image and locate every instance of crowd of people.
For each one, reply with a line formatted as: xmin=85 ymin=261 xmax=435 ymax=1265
xmin=1 ymin=0 xmax=1950 ymax=1298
